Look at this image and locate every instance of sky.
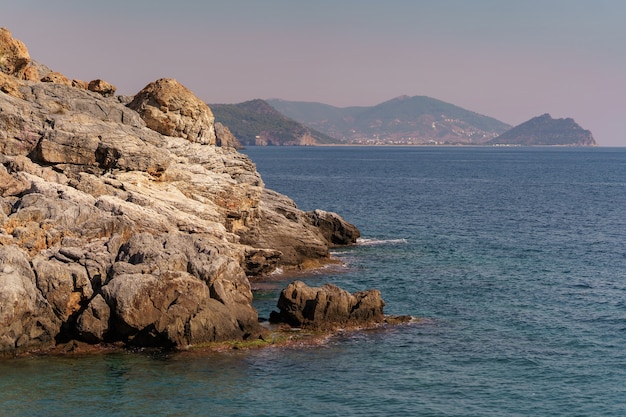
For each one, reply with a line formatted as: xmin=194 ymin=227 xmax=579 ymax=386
xmin=4 ymin=0 xmax=625 ymax=145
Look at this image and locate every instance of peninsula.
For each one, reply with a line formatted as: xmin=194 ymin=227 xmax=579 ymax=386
xmin=0 ymin=28 xmax=389 ymax=355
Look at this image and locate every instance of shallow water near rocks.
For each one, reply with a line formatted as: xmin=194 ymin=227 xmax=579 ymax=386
xmin=3 ymin=146 xmax=626 ymax=416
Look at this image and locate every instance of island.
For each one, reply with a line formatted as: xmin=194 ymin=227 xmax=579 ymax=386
xmin=488 ymin=113 xmax=596 ymax=146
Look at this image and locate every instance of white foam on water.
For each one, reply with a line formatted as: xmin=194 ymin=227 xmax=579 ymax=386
xmin=356 ymin=237 xmax=408 ymax=246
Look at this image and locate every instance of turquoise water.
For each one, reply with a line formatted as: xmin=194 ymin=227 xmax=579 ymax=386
xmin=2 ymin=147 xmax=626 ymax=416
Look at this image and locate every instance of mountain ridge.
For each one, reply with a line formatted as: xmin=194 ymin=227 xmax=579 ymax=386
xmin=267 ymin=96 xmax=512 ymax=145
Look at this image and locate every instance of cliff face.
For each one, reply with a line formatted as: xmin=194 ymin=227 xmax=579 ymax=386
xmin=0 ymin=28 xmax=359 ymax=353
xmin=489 ymin=114 xmax=596 ymax=146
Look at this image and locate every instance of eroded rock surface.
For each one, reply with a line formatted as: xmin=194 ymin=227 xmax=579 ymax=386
xmin=270 ymin=281 xmax=385 ymax=329
xmin=0 ymin=28 xmax=360 ymax=353
xmin=0 ymin=28 xmax=30 ymax=79
xmin=128 ymin=78 xmax=216 ymax=145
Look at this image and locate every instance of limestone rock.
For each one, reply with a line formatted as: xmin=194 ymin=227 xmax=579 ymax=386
xmin=88 ymin=79 xmax=116 ymax=97
xmin=0 ymin=163 xmax=30 ymax=197
xmin=101 ymin=270 xmax=261 ymax=347
xmin=0 ymin=72 xmax=23 ymax=98
xmin=28 ymin=59 xmax=52 ymax=80
xmin=0 ymin=245 xmax=60 ymax=352
xmin=243 ymin=247 xmax=282 ymax=277
xmin=41 ymin=71 xmax=72 ymax=86
xmin=75 ymin=294 xmax=110 ymax=343
xmin=307 ymin=209 xmax=360 ymax=246
xmin=270 ymin=280 xmax=385 ymax=329
xmin=22 ymin=65 xmax=39 ymax=81
xmin=238 ymin=189 xmax=331 ymax=268
xmin=128 ymin=78 xmax=216 ymax=144
xmin=72 ymin=79 xmax=88 ymax=90
xmin=215 ymin=122 xmax=243 ymax=149
xmin=0 ymin=28 xmax=30 ymax=78
xmin=0 ymin=28 xmax=361 ymax=353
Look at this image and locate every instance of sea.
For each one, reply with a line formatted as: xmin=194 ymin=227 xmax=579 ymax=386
xmin=1 ymin=146 xmax=625 ymax=416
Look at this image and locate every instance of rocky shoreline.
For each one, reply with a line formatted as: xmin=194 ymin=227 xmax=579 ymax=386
xmin=0 ymin=28 xmax=394 ymax=355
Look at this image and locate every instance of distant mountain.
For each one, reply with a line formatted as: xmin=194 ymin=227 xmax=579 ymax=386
xmin=209 ymin=99 xmax=339 ymax=146
xmin=488 ymin=114 xmax=596 ymax=146
xmin=267 ymin=96 xmax=512 ymax=145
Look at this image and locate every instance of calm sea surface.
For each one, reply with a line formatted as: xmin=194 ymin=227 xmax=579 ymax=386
xmin=2 ymin=146 xmax=625 ymax=416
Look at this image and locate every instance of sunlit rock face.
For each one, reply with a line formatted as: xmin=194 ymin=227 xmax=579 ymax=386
xmin=0 ymin=27 xmax=360 ymax=353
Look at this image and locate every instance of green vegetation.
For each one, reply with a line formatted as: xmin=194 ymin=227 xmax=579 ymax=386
xmin=210 ymin=99 xmax=339 ymax=146
xmin=488 ymin=114 xmax=596 ymax=146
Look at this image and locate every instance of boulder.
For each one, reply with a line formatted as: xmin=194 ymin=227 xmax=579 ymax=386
xmin=101 ymin=270 xmax=262 ymax=347
xmin=128 ymin=78 xmax=216 ymax=145
xmin=270 ymin=280 xmax=385 ymax=329
xmin=88 ymin=79 xmax=116 ymax=97
xmin=243 ymin=247 xmax=282 ymax=277
xmin=0 ymin=28 xmax=30 ymax=78
xmin=41 ymin=71 xmax=72 ymax=86
xmin=72 ymin=79 xmax=88 ymax=90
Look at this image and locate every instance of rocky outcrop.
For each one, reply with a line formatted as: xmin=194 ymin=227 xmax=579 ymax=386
xmin=41 ymin=71 xmax=72 ymax=86
xmin=239 ymin=189 xmax=360 ymax=268
xmin=0 ymin=245 xmax=61 ymax=352
xmin=270 ymin=281 xmax=385 ymax=329
xmin=0 ymin=29 xmax=360 ymax=354
xmin=128 ymin=78 xmax=216 ymax=145
xmin=215 ymin=122 xmax=243 ymax=149
xmin=87 ymin=79 xmax=116 ymax=97
xmin=307 ymin=209 xmax=361 ymax=246
xmin=0 ymin=28 xmax=30 ymax=79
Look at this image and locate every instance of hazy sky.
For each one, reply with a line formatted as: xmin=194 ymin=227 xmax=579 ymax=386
xmin=5 ymin=0 xmax=625 ymax=145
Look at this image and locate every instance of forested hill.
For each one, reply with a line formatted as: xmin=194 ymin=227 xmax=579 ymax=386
xmin=488 ymin=114 xmax=596 ymax=146
xmin=267 ymin=96 xmax=511 ymax=145
xmin=210 ymin=99 xmax=339 ymax=146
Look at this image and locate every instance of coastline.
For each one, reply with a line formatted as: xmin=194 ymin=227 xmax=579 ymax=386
xmin=1 ymin=316 xmax=416 ymax=359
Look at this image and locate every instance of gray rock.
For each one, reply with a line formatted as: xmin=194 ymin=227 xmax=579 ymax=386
xmin=75 ymin=294 xmax=110 ymax=343
xmin=0 ymin=29 xmax=362 ymax=353
xmin=307 ymin=209 xmax=360 ymax=246
xmin=32 ymin=255 xmax=93 ymax=322
xmin=238 ymin=189 xmax=331 ymax=268
xmin=270 ymin=280 xmax=385 ymax=329
xmin=101 ymin=270 xmax=261 ymax=347
xmin=215 ymin=122 xmax=243 ymax=149
xmin=87 ymin=79 xmax=116 ymax=97
xmin=0 ymin=245 xmax=60 ymax=352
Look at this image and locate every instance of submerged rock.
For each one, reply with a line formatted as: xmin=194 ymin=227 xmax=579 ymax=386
xmin=270 ymin=281 xmax=385 ymax=329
